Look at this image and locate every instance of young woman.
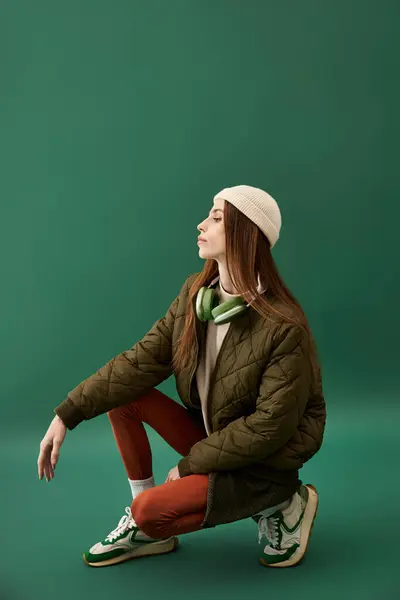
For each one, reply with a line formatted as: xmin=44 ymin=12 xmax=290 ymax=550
xmin=37 ymin=185 xmax=326 ymax=569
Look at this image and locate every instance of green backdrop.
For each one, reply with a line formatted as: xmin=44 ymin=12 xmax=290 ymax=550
xmin=1 ymin=1 xmax=398 ymax=599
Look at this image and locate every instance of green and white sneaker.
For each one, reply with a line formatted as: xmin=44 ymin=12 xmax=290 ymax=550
xmin=83 ymin=506 xmax=179 ymax=567
xmin=257 ymin=483 xmax=319 ymax=568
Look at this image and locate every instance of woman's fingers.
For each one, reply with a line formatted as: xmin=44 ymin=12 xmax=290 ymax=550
xmin=38 ymin=417 xmax=67 ymax=482
xmin=38 ymin=445 xmax=48 ymax=479
xmin=38 ymin=442 xmax=54 ymax=481
xmin=51 ymin=439 xmax=62 ymax=469
xmin=46 ymin=462 xmax=54 ymax=481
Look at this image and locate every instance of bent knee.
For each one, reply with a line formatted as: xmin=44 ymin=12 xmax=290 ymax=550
xmin=131 ymin=493 xmax=160 ymax=537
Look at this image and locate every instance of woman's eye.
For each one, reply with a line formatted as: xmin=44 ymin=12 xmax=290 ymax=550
xmin=213 ymin=217 xmax=221 ymax=222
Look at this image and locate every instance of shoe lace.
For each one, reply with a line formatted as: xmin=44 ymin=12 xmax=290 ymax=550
xmin=258 ymin=514 xmax=280 ymax=549
xmin=106 ymin=506 xmax=137 ymax=543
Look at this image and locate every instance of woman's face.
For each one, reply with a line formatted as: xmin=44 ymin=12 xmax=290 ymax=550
xmin=197 ymin=198 xmax=226 ymax=260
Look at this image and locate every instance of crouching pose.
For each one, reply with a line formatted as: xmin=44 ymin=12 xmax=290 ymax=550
xmin=38 ymin=185 xmax=326 ymax=569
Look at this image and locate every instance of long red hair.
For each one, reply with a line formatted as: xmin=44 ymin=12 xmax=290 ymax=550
xmin=172 ymin=201 xmax=322 ymax=391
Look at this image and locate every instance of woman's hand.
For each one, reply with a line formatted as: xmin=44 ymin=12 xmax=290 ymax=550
xmin=37 ymin=415 xmax=67 ymax=482
xmin=165 ymin=465 xmax=181 ymax=483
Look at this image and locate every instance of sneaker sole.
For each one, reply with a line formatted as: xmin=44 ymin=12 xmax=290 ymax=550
xmin=259 ymin=483 xmax=319 ymax=569
xmin=82 ymin=535 xmax=179 ymax=568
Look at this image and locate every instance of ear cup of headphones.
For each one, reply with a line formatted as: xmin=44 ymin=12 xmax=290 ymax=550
xmin=212 ymin=297 xmax=247 ymax=325
xmin=195 ymin=286 xmax=206 ymax=321
xmin=202 ymin=288 xmax=220 ymax=321
xmin=196 ymin=285 xmax=247 ymax=324
xmin=196 ymin=286 xmax=219 ymax=322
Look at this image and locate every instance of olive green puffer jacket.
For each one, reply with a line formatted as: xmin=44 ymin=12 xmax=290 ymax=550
xmin=54 ymin=272 xmax=326 ymax=528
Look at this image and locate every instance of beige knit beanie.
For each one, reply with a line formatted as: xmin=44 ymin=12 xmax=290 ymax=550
xmin=213 ymin=185 xmax=282 ymax=248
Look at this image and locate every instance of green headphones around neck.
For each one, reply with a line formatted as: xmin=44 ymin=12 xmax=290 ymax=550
xmin=195 ymin=276 xmax=249 ymax=326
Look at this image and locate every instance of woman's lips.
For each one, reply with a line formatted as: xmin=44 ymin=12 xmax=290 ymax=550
xmin=197 ymin=239 xmax=207 ymax=244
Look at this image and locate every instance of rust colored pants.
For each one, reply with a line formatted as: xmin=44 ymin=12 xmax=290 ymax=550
xmin=108 ymin=388 xmax=209 ymax=539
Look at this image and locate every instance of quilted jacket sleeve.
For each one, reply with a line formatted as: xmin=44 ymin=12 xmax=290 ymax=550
xmin=178 ymin=323 xmax=311 ymax=477
xmin=53 ymin=275 xmax=190 ymax=430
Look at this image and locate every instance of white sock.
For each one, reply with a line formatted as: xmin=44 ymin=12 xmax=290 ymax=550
xmin=128 ymin=474 xmax=155 ymax=499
